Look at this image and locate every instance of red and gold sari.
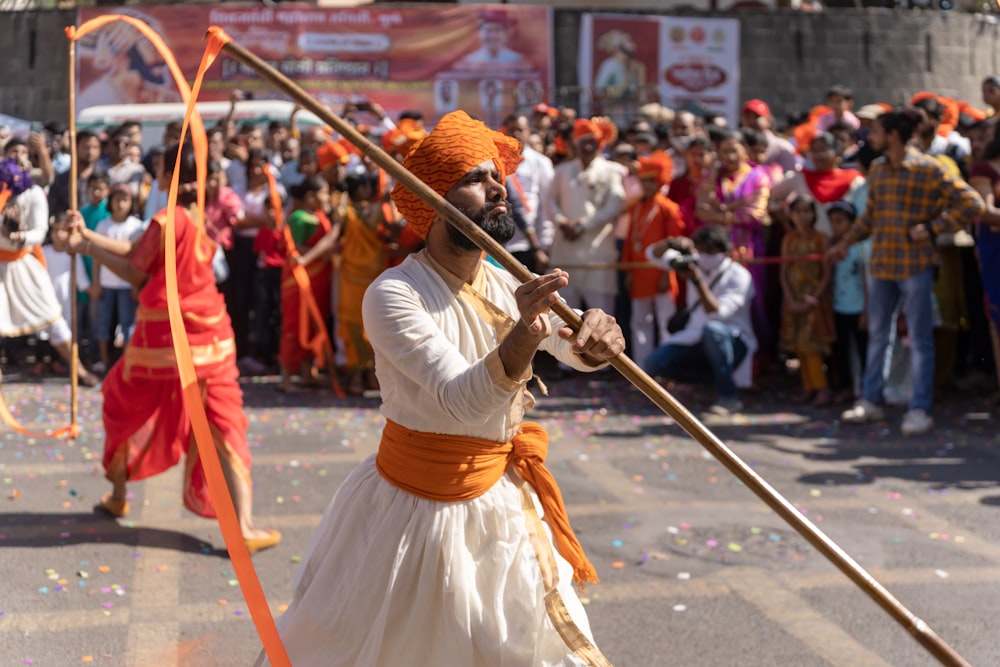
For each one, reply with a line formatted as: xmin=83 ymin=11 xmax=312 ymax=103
xmin=102 ymin=208 xmax=249 ymax=518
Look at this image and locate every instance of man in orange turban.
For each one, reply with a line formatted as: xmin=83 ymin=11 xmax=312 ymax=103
xmin=548 ymin=115 xmax=626 ymax=315
xmin=910 ymin=95 xmax=972 ymax=169
xmin=381 ymin=117 xmax=428 ymax=161
xmin=621 ymin=154 xmax=685 ymax=365
xmin=260 ymin=110 xmax=623 ymax=666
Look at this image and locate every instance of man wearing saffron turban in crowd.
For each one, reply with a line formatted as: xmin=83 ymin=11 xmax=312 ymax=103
xmin=546 ymin=116 xmax=625 ymax=316
xmin=259 ymin=110 xmax=623 ymax=667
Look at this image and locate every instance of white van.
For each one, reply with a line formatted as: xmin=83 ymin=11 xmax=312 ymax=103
xmin=77 ymin=100 xmax=325 ymax=151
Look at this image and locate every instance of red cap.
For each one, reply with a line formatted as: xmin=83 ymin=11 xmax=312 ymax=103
xmin=742 ymin=99 xmax=771 ymax=118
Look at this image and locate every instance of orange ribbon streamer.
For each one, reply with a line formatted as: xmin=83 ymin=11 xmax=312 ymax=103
xmin=263 ymin=167 xmax=344 ymax=397
xmin=0 ymin=394 xmax=80 ymax=440
xmin=67 ymin=20 xmax=291 ymax=667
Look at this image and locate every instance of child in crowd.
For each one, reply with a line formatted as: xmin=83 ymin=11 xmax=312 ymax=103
xmin=278 ymin=175 xmax=333 ymax=393
xmin=78 ymin=172 xmax=110 ymax=361
xmin=827 ymin=201 xmax=870 ymax=404
xmin=335 ymin=171 xmax=392 ymax=395
xmin=779 ymin=193 xmax=835 ymax=406
xmin=620 ymin=154 xmax=685 ymax=366
xmin=36 ymin=213 xmax=92 ymax=378
xmin=92 ymin=185 xmax=143 ymax=373
xmin=817 ymin=84 xmax=861 ymax=132
xmin=80 ymin=172 xmax=110 ymax=231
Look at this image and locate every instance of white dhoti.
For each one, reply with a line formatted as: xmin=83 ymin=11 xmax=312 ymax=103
xmin=258 ymin=459 xmax=601 ymax=667
xmin=257 ymin=253 xmax=611 ymax=667
xmin=0 ymin=253 xmax=67 ymax=343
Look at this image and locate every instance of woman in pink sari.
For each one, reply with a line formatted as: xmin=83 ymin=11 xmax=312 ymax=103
xmin=696 ymin=129 xmax=773 ymax=377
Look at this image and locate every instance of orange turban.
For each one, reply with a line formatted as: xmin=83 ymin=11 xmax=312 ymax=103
xmin=910 ymin=92 xmax=959 ymax=137
xmin=958 ymin=101 xmax=987 ymax=122
xmin=381 ymin=118 xmax=428 ymax=158
xmin=338 ymin=136 xmax=361 ymax=158
xmin=317 ymin=140 xmax=350 ymax=170
xmin=391 ymin=110 xmax=522 ymax=240
xmin=636 ymin=152 xmax=674 ymax=188
xmin=793 ymin=105 xmax=830 ymax=156
xmin=572 ymin=117 xmax=618 ymax=149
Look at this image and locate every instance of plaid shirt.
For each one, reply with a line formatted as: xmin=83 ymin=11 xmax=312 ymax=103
xmin=845 ymin=148 xmax=983 ymax=281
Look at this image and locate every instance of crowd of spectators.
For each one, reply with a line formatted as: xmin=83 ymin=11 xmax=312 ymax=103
xmin=2 ymin=80 xmax=999 ymax=433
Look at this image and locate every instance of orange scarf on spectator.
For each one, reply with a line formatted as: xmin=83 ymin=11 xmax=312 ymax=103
xmin=376 ymin=418 xmax=598 ymax=586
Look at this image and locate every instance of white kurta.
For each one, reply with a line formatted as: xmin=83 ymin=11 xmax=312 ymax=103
xmin=0 ymin=186 xmax=63 ymax=338
xmin=546 ymin=156 xmax=625 ymax=297
xmin=260 ymin=251 xmax=607 ymax=667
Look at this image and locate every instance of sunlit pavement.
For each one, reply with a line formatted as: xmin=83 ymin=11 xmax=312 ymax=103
xmin=1 ymin=370 xmax=998 ymax=666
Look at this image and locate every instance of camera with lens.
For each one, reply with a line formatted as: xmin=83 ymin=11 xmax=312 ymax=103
xmin=2 ymin=213 xmax=19 ymax=236
xmin=669 ymin=251 xmax=698 ymax=271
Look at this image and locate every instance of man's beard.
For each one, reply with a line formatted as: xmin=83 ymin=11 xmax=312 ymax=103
xmin=447 ymin=200 xmax=516 ymax=251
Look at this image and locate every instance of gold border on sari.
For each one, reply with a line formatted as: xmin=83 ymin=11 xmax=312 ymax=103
xmin=125 ymin=337 xmax=235 ymax=370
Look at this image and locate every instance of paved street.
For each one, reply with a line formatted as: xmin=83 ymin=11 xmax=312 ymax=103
xmin=0 ymin=368 xmax=998 ymax=666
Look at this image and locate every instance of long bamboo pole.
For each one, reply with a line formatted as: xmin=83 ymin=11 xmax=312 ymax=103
xmin=67 ymin=38 xmax=79 ymax=433
xmin=216 ymin=35 xmax=971 ymax=667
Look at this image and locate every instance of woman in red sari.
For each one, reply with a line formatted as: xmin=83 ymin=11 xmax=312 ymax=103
xmin=66 ymin=143 xmax=280 ymax=554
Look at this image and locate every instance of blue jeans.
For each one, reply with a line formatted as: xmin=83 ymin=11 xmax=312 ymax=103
xmin=862 ymin=268 xmax=935 ymax=412
xmin=643 ymin=320 xmax=748 ymax=400
xmin=97 ymin=288 xmax=136 ymax=343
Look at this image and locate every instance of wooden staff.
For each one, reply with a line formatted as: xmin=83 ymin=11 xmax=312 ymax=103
xmin=67 ymin=38 xmax=79 ymax=433
xmin=216 ymin=35 xmax=971 ymax=667
xmin=557 ymin=254 xmax=826 ymax=271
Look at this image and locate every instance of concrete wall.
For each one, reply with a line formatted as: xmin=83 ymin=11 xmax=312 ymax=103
xmin=0 ymin=10 xmax=74 ymax=123
xmin=2 ymin=8 xmax=999 ymax=127
xmin=552 ymin=9 xmax=1000 ymax=125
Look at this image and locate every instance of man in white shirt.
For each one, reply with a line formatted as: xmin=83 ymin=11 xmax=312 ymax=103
xmin=259 ymin=109 xmax=622 ymax=667
xmin=546 ymin=117 xmax=625 ymax=314
xmin=502 ymin=112 xmax=554 ymax=272
xmin=645 ymin=225 xmax=757 ymax=415
xmin=455 ymin=9 xmax=527 ymax=68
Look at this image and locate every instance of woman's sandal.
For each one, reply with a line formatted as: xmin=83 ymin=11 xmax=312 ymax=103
xmin=98 ymin=492 xmax=129 ymax=518
xmin=244 ymin=529 xmax=282 ymax=555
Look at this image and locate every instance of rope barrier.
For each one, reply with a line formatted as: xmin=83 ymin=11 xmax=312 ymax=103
xmin=557 ymin=253 xmax=825 ymax=271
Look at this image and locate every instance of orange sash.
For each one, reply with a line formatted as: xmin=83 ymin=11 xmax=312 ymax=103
xmin=376 ymin=418 xmax=598 ymax=586
xmin=0 ymin=245 xmax=46 ymax=266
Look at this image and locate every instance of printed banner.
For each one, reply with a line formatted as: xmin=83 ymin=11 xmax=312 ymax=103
xmin=76 ymin=3 xmax=552 ymax=126
xmin=578 ymin=13 xmax=740 ymax=125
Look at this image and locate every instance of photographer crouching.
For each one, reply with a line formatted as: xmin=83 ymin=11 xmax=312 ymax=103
xmin=644 ymin=225 xmax=756 ymax=415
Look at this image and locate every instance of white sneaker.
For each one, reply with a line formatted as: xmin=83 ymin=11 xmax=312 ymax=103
xmin=841 ymin=399 xmax=884 ymax=424
xmin=91 ymin=361 xmax=107 ymax=374
xmin=901 ymin=409 xmax=934 ymax=436
xmin=707 ymin=397 xmax=743 ymax=416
